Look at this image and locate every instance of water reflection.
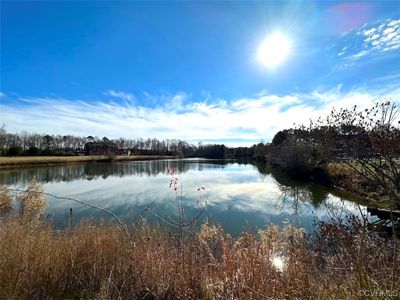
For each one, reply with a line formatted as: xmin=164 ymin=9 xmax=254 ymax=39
xmin=0 ymin=159 xmax=229 ymax=185
xmin=0 ymin=159 xmax=365 ymax=235
xmin=247 ymin=161 xmax=330 ymax=211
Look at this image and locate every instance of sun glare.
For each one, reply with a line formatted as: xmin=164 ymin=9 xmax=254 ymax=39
xmin=272 ymin=255 xmax=285 ymax=272
xmin=257 ymin=32 xmax=291 ymax=68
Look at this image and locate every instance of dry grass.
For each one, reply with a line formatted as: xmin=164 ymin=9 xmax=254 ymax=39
xmin=0 ymin=185 xmax=399 ymax=299
xmin=0 ymin=186 xmax=12 ymax=215
xmin=326 ymin=162 xmax=391 ymax=207
xmin=0 ymin=220 xmax=398 ymax=299
xmin=327 ymin=162 xmax=363 ymax=191
xmin=0 ymin=155 xmax=176 ymax=168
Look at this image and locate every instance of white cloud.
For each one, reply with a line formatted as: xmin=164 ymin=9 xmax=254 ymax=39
xmin=1 ymin=87 xmax=398 ymax=146
xmin=103 ymin=90 xmax=135 ymax=102
xmin=349 ymin=18 xmax=400 ymax=60
xmin=363 ymin=28 xmax=376 ymax=36
xmin=0 ymin=92 xmax=5 ymax=98
xmin=351 ymin=50 xmax=368 ymax=59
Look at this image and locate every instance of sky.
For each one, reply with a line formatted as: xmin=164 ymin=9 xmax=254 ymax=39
xmin=1 ymin=1 xmax=399 ymax=146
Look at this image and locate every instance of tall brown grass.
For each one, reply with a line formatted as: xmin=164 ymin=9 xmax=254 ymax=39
xmin=0 ymin=186 xmax=12 ymax=215
xmin=0 ymin=186 xmax=399 ymax=299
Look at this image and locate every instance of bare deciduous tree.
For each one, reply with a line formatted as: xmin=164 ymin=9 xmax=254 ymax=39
xmin=309 ymin=101 xmax=400 ymax=209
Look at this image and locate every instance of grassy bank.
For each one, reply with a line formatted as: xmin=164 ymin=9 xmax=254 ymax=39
xmin=266 ymin=158 xmax=398 ymax=209
xmin=324 ymin=162 xmax=400 ymax=209
xmin=0 ymin=155 xmax=177 ymax=168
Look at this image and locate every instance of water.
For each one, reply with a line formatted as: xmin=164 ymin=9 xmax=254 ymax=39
xmin=0 ymin=158 xmax=366 ymax=236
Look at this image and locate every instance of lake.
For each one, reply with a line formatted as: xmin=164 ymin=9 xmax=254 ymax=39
xmin=0 ymin=158 xmax=366 ymax=236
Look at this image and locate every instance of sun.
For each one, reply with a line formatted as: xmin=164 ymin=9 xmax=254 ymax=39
xmin=257 ymin=32 xmax=291 ymax=68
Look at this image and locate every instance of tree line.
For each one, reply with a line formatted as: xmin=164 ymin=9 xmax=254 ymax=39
xmin=0 ymin=125 xmax=258 ymax=159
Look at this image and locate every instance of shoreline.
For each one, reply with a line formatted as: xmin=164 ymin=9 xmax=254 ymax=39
xmin=0 ymin=155 xmax=178 ymax=169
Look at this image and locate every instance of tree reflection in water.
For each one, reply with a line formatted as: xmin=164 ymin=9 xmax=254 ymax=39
xmin=0 ymin=159 xmax=229 ymax=186
xmin=252 ymin=160 xmax=329 ymax=214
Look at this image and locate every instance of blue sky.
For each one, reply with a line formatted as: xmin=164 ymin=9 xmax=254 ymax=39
xmin=1 ymin=1 xmax=399 ymax=146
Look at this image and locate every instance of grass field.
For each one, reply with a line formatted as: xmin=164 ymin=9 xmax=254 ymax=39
xmin=0 ymin=155 xmax=176 ymax=168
